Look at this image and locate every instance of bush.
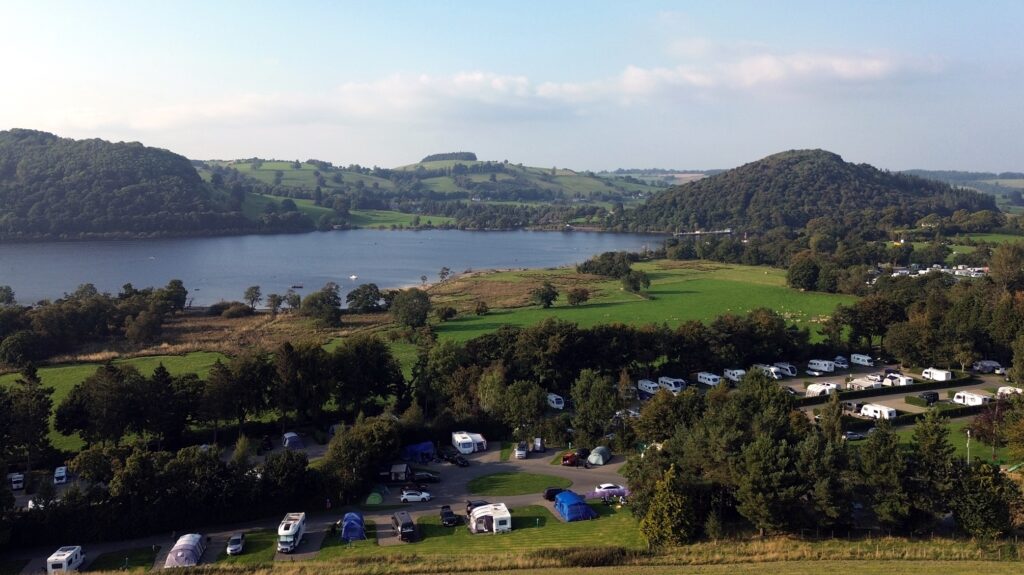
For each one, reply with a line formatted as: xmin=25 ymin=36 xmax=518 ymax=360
xmin=207 ymin=301 xmax=237 ymax=316
xmin=221 ymin=303 xmax=254 ymax=318
xmin=905 ymin=395 xmax=930 ymax=408
xmin=434 ymin=306 xmax=457 ymax=322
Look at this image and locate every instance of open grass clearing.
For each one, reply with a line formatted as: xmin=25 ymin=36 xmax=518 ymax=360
xmin=459 ymin=563 xmax=1024 ymax=575
xmin=467 ymin=472 xmax=571 ymax=496
xmin=499 ymin=442 xmax=513 ymax=462
xmin=955 ymin=233 xmax=1024 ymax=244
xmin=215 ymin=530 xmax=277 ymax=565
xmin=87 ymin=546 xmax=159 ymax=572
xmin=895 ymin=420 xmax=1012 ymax=465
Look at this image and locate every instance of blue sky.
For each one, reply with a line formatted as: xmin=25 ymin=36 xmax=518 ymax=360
xmin=2 ymin=1 xmax=1021 ymax=171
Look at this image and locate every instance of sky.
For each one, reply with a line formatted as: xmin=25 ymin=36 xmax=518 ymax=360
xmin=1 ymin=1 xmax=1022 ymax=171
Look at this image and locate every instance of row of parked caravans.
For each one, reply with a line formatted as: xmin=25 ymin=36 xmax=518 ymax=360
xmin=637 ymin=373 xmax=723 ymax=397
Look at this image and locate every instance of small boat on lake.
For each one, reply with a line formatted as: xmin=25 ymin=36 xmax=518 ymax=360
xmin=290 ymin=284 xmax=304 ymax=289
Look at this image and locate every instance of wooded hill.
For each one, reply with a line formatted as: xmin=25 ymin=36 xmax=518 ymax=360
xmin=0 ymin=130 xmax=313 ymax=240
xmin=632 ymin=149 xmax=999 ymax=235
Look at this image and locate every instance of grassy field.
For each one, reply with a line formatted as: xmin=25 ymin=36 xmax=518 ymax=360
xmin=430 ymin=261 xmax=854 ymax=344
xmin=0 ymin=351 xmax=225 ymax=451
xmin=318 ymin=521 xmax=378 ymax=559
xmin=982 ymin=178 xmax=1024 ymax=189
xmin=241 ymin=193 xmax=334 ymax=221
xmin=87 ymin=546 xmax=159 ymax=572
xmin=456 ymin=563 xmax=1024 ymax=575
xmin=215 ymin=530 xmax=277 ymax=565
xmin=345 ymin=209 xmax=454 ymax=227
xmin=956 ymin=232 xmax=1024 ymax=244
xmin=895 ymin=420 xmax=1014 ymax=465
xmin=500 ymin=442 xmax=513 ymax=462
xmin=467 ymin=472 xmax=572 ymax=496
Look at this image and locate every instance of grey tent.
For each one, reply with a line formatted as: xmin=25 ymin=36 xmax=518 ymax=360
xmin=163 ymin=533 xmax=207 ymax=568
xmin=587 ymin=446 xmax=611 ymax=466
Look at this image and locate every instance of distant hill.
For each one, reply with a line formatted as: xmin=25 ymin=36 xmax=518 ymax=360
xmin=632 ymin=149 xmax=999 ymax=233
xmin=0 ymin=129 xmax=271 ymax=239
xmin=903 ymin=169 xmax=1024 ymax=209
xmin=421 ymin=152 xmax=477 ymax=162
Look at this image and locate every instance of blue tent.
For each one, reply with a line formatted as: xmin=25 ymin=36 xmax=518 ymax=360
xmin=554 ymin=491 xmax=597 ymax=522
xmin=400 ymin=441 xmax=436 ymax=463
xmin=340 ymin=512 xmax=365 ymax=542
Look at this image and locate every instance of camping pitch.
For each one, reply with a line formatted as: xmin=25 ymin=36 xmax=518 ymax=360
xmin=340 ymin=512 xmax=366 ymax=542
xmin=554 ymin=491 xmax=597 ymax=522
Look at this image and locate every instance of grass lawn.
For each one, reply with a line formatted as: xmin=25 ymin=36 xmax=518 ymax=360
xmin=215 ymin=530 xmax=277 ymax=565
xmin=467 ymin=472 xmax=571 ymax=496
xmin=317 ymin=521 xmax=378 ymax=558
xmin=956 ymin=232 xmax=1024 ymax=244
xmin=87 ymin=546 xmax=159 ymax=572
xmin=895 ymin=420 xmax=1013 ymax=465
xmin=346 ymin=209 xmax=454 ymax=227
xmin=0 ymin=351 xmax=225 ymax=451
xmin=0 ymin=558 xmax=28 ymax=575
xmin=500 ymin=442 xmax=513 ymax=462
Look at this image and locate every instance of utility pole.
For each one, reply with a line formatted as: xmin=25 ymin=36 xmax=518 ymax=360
xmin=966 ymin=428 xmax=971 ymax=464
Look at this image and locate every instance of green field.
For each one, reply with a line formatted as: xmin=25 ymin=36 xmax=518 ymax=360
xmin=345 ymin=209 xmax=454 ymax=227
xmin=318 ymin=520 xmax=378 ymax=559
xmin=215 ymin=530 xmax=277 ymax=565
xmin=895 ymin=420 xmax=1014 ymax=465
xmin=433 ymin=261 xmax=854 ymax=343
xmin=455 ymin=563 xmax=1024 ymax=575
xmin=241 ymin=193 xmax=334 ymax=221
xmin=210 ymin=160 xmax=395 ymax=191
xmin=0 ymin=351 xmax=225 ymax=451
xmin=956 ymin=232 xmax=1024 ymax=244
xmin=982 ymin=178 xmax=1024 ymax=189
xmin=467 ymin=472 xmax=572 ymax=496
xmin=88 ymin=546 xmax=159 ymax=572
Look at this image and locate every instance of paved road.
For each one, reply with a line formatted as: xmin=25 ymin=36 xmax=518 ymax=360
xmin=5 ymin=446 xmax=624 ymax=573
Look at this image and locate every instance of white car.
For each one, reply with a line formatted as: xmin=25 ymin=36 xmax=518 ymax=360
xmin=53 ymin=466 xmax=68 ymax=485
xmin=866 ymin=374 xmax=884 ymax=383
xmin=834 ymin=357 xmax=849 ymax=369
xmin=400 ymin=489 xmax=432 ymax=503
xmin=225 ymin=533 xmax=245 ymax=556
xmin=594 ymin=483 xmax=626 ymax=497
xmin=514 ymin=441 xmax=528 ymax=459
xmin=806 ymin=369 xmax=823 ymax=377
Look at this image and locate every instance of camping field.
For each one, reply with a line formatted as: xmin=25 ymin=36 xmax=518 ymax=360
xmin=467 ymin=473 xmax=572 ymax=496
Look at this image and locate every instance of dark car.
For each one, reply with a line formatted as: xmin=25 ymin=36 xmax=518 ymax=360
xmin=451 ymin=454 xmax=469 ymax=467
xmin=543 ymin=487 xmax=565 ymax=501
xmin=402 ymin=482 xmax=431 ymax=493
xmin=439 ymin=446 xmax=460 ymax=462
xmin=466 ymin=499 xmax=489 ymax=517
xmin=440 ymin=505 xmax=459 ymax=527
xmin=414 ymin=471 xmax=440 ymax=483
xmin=575 ymin=447 xmax=591 ymax=460
xmin=917 ymin=391 xmax=940 ymax=405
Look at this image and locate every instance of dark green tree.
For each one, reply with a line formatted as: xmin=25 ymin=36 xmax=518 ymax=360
xmin=640 ymin=465 xmax=696 ymax=547
xmin=570 ymin=369 xmax=616 ymax=446
xmin=735 ymin=435 xmax=802 ymax=535
xmin=908 ymin=410 xmax=956 ymax=528
xmin=300 ymin=282 xmax=342 ymax=327
xmin=244 ymin=286 xmax=262 ymax=310
xmin=621 ymin=270 xmax=651 ymax=294
xmin=530 ymin=281 xmax=559 ymax=308
xmin=391 ymin=288 xmax=431 ymax=328
xmin=266 ymin=293 xmax=284 ymax=316
xmin=566 ymin=287 xmax=590 ymax=306
xmin=858 ymin=420 xmax=910 ymax=529
xmin=345 ymin=283 xmax=384 ymax=313
xmin=7 ymin=365 xmax=53 ymax=474
xmin=951 ymin=461 xmax=1021 ymax=539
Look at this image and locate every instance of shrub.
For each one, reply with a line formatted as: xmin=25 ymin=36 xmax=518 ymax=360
xmin=905 ymin=395 xmax=930 ymax=408
xmin=221 ymin=303 xmax=254 ymax=318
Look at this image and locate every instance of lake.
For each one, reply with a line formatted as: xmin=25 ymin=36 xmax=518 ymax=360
xmin=0 ymin=230 xmax=666 ymax=306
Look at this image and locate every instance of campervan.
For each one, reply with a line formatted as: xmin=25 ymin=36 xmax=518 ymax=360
xmin=773 ymin=362 xmax=798 ymax=377
xmin=973 ymin=360 xmax=1003 ymax=374
xmin=6 ymin=472 xmax=24 ymax=491
xmin=277 ymin=512 xmax=306 ymax=553
xmin=752 ymin=364 xmax=783 ymax=380
xmin=452 ymin=431 xmax=487 ymax=454
xmin=998 ymin=386 xmax=1024 ymax=399
xmin=922 ymin=368 xmax=953 ymax=382
xmin=883 ymin=374 xmax=914 ymax=387
xmin=860 ymin=403 xmax=897 ymax=420
xmin=546 ymin=393 xmax=564 ymax=410
xmin=850 ymin=354 xmax=874 ymax=367
xmin=806 ymin=382 xmax=838 ymax=397
xmin=723 ymin=369 xmax=746 ymax=383
xmin=954 ymin=391 xmax=991 ymax=406
xmin=807 ymin=359 xmax=836 ymax=373
xmin=392 ymin=511 xmax=416 ymax=542
xmin=657 ymin=376 xmax=687 ymax=394
xmin=636 ymin=379 xmax=660 ymax=398
xmin=46 ymin=547 xmax=85 ymax=574
xmin=697 ymin=372 xmax=722 ymax=387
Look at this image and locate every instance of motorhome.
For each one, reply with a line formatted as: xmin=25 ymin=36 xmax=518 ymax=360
xmin=451 ymin=431 xmax=487 ymax=454
xmin=752 ymin=364 xmax=783 ymax=380
xmin=697 ymin=372 xmax=722 ymax=387
xmin=973 ymin=360 xmax=1003 ymax=373
xmin=806 ymin=382 xmax=838 ymax=396
xmin=723 ymin=368 xmax=746 ymax=383
xmin=883 ymin=374 xmax=914 ymax=387
xmin=657 ymin=376 xmax=687 ymax=394
xmin=954 ymin=391 xmax=991 ymax=406
xmin=922 ymin=368 xmax=954 ymax=382
xmin=277 ymin=512 xmax=306 ymax=553
xmin=46 ymin=547 xmax=85 ymax=574
xmin=6 ymin=472 xmax=24 ymax=491
xmin=773 ymin=362 xmax=798 ymax=377
xmin=850 ymin=354 xmax=874 ymax=367
xmin=807 ymin=359 xmax=836 ymax=373
xmin=636 ymin=379 xmax=660 ymax=398
xmin=546 ymin=393 xmax=564 ymax=410
xmin=997 ymin=386 xmax=1024 ymax=399
xmin=860 ymin=403 xmax=897 ymax=420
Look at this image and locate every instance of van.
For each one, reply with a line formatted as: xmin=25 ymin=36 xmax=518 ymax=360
xmin=636 ymin=379 xmax=660 ymax=398
xmin=850 ymin=354 xmax=874 ymax=367
xmin=697 ymin=372 xmax=722 ymax=386
xmin=46 ymin=546 xmax=85 ymax=574
xmin=277 ymin=512 xmax=306 ymax=553
xmin=546 ymin=393 xmax=564 ymax=410
xmin=773 ymin=362 xmax=798 ymax=377
xmin=657 ymin=376 xmax=686 ymax=394
xmin=53 ymin=466 xmax=68 ymax=485
xmin=954 ymin=391 xmax=991 ymax=406
xmin=922 ymin=367 xmax=953 ymax=382
xmin=723 ymin=368 xmax=746 ymax=383
xmin=392 ymin=510 xmax=416 ymax=542
xmin=752 ymin=364 xmax=783 ymax=380
xmin=860 ymin=403 xmax=897 ymax=420
xmin=917 ymin=391 xmax=939 ymax=405
xmin=7 ymin=472 xmax=24 ymax=491
xmin=807 ymin=359 xmax=835 ymax=373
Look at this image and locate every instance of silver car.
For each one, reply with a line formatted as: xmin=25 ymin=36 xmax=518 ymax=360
xmin=226 ymin=533 xmax=245 ymax=556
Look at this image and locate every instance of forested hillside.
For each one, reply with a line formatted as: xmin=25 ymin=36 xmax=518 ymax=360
xmin=633 ymin=149 xmax=998 ymax=234
xmin=0 ymin=130 xmax=309 ymax=240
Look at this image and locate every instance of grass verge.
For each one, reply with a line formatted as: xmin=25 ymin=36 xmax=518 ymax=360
xmin=468 ymin=473 xmax=572 ymax=496
xmin=216 ymin=530 xmax=277 ymax=565
xmin=318 ymin=521 xmax=378 ymax=558
xmin=87 ymin=546 xmax=159 ymax=572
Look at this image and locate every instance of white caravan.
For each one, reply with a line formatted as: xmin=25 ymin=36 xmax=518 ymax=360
xmin=657 ymin=376 xmax=687 ymax=394
xmin=6 ymin=472 xmax=24 ymax=491
xmin=636 ymin=379 xmax=660 ymax=398
xmin=47 ymin=547 xmax=85 ymax=574
xmin=697 ymin=372 xmax=722 ymax=387
xmin=807 ymin=359 xmax=836 ymax=373
xmin=806 ymin=382 xmax=838 ymax=396
xmin=452 ymin=431 xmax=487 ymax=454
xmin=883 ymin=374 xmax=914 ymax=387
xmin=277 ymin=512 xmax=306 ymax=553
xmin=723 ymin=369 xmax=746 ymax=383
xmin=997 ymin=386 xmax=1024 ymax=399
xmin=850 ymin=354 xmax=874 ymax=367
xmin=954 ymin=391 xmax=991 ymax=406
xmin=860 ymin=403 xmax=897 ymax=420
xmin=546 ymin=393 xmax=564 ymax=410
xmin=752 ymin=364 xmax=783 ymax=380
xmin=773 ymin=362 xmax=798 ymax=377
xmin=922 ymin=368 xmax=954 ymax=382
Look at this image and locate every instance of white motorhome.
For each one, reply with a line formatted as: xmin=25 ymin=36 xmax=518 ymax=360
xmin=752 ymin=364 xmax=783 ymax=380
xmin=697 ymin=372 xmax=722 ymax=387
xmin=806 ymin=382 xmax=838 ymax=396
xmin=860 ymin=403 xmax=897 ymax=420
xmin=46 ymin=547 xmax=85 ymax=574
xmin=954 ymin=391 xmax=991 ymax=406
xmin=922 ymin=368 xmax=954 ymax=382
xmin=277 ymin=512 xmax=306 ymax=553
xmin=773 ymin=362 xmax=798 ymax=377
xmin=998 ymin=386 xmax=1024 ymax=399
xmin=883 ymin=374 xmax=914 ymax=387
xmin=807 ymin=359 xmax=836 ymax=373
xmin=973 ymin=360 xmax=1002 ymax=373
xmin=636 ymin=379 xmax=660 ymax=398
xmin=723 ymin=368 xmax=746 ymax=383
xmin=452 ymin=431 xmax=487 ymax=454
xmin=657 ymin=376 xmax=687 ymax=394
xmin=850 ymin=354 xmax=874 ymax=367
xmin=6 ymin=472 xmax=24 ymax=491
xmin=546 ymin=393 xmax=564 ymax=410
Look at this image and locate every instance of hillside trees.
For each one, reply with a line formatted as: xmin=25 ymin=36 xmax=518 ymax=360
xmin=391 ymin=288 xmax=430 ymax=327
xmin=530 ymin=282 xmax=559 ymax=308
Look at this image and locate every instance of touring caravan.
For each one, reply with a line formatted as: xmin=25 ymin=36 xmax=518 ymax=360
xmin=6 ymin=472 xmax=24 ymax=491
xmin=636 ymin=379 xmax=660 ymax=399
xmin=806 ymin=382 xmax=838 ymax=396
xmin=46 ymin=547 xmax=85 ymax=574
xmin=773 ymin=362 xmax=798 ymax=377
xmin=657 ymin=376 xmax=687 ymax=394
xmin=723 ymin=369 xmax=746 ymax=383
xmin=998 ymin=386 xmax=1024 ymax=399
xmin=468 ymin=503 xmax=512 ymax=534
xmin=954 ymin=391 xmax=991 ymax=406
xmin=452 ymin=431 xmax=487 ymax=454
xmin=697 ymin=372 xmax=722 ymax=387
xmin=883 ymin=374 xmax=914 ymax=387
xmin=277 ymin=512 xmax=306 ymax=553
xmin=850 ymin=354 xmax=874 ymax=367
xmin=752 ymin=364 xmax=783 ymax=380
xmin=807 ymin=359 xmax=836 ymax=373
xmin=546 ymin=393 xmax=564 ymax=410
xmin=860 ymin=403 xmax=897 ymax=420
xmin=922 ymin=368 xmax=954 ymax=382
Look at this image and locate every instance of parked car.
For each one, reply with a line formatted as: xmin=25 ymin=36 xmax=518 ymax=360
xmin=451 ymin=454 xmax=469 ymax=467
xmin=53 ymin=466 xmax=68 ymax=485
xmin=806 ymin=369 xmax=824 ymax=377
xmin=884 ymin=368 xmax=901 ymax=376
xmin=440 ymin=505 xmax=459 ymax=527
xmin=614 ymin=408 xmax=640 ymax=419
xmin=561 ymin=452 xmax=578 ymax=466
xmin=413 ymin=471 xmax=440 ymax=483
xmin=917 ymin=391 xmax=940 ymax=405
xmin=400 ymin=489 xmax=431 ymax=503
xmin=226 ymin=533 xmax=245 ymax=555
xmin=514 ymin=441 xmax=528 ymax=459
xmin=543 ymin=487 xmax=565 ymax=501
xmin=594 ymin=483 xmax=626 ymax=497
xmin=834 ymin=356 xmax=849 ymax=369
xmin=867 ymin=374 xmax=884 ymax=383
xmin=402 ymin=482 xmax=431 ymax=493
xmin=466 ymin=500 xmax=489 ymax=516
xmin=842 ymin=431 xmax=865 ymax=441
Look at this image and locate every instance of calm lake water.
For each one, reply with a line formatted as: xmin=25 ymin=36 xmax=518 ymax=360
xmin=0 ymin=230 xmax=666 ymax=306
